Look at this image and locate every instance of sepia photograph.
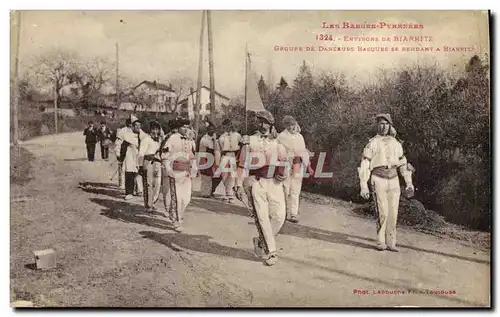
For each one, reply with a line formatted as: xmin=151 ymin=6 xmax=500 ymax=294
xmin=9 ymin=9 xmax=491 ymax=308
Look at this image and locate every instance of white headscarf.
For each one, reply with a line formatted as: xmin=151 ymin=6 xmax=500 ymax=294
xmin=389 ymin=126 xmax=397 ymax=138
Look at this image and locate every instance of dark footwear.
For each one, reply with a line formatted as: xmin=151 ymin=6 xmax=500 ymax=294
xmin=289 ymin=216 xmax=299 ymax=223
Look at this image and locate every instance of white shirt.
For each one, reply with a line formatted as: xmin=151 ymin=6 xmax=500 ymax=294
xmin=138 ymin=134 xmax=161 ymax=166
xmin=362 ymin=135 xmax=406 ymax=170
xmin=358 ymin=134 xmax=407 ymax=187
xmin=164 ymin=133 xmax=196 ymax=157
xmin=199 ymin=133 xmax=216 ymax=152
xmin=241 ymin=132 xmax=287 ymax=167
xmin=162 ymin=132 xmax=197 ymax=177
xmin=219 ymin=131 xmax=242 ymax=152
xmin=115 ymin=127 xmax=145 ymax=172
xmin=277 ymin=129 xmax=309 ymax=167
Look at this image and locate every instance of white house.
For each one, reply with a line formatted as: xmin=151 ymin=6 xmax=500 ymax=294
xmin=128 ymin=80 xmax=177 ymax=113
xmin=177 ymin=86 xmax=230 ymax=120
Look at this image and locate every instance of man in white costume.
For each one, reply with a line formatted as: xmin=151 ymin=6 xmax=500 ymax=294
xmin=160 ymin=118 xmax=198 ymax=232
xmin=114 ymin=118 xmax=132 ymax=190
xmin=218 ymin=119 xmax=242 ymax=203
xmin=198 ymin=121 xmax=222 ymax=197
xmin=138 ymin=120 xmax=163 ymax=212
xmin=115 ymin=114 xmax=144 ymax=200
xmin=277 ymin=115 xmax=314 ymax=223
xmin=235 ymin=110 xmax=289 ymax=266
xmin=358 ymin=113 xmax=415 ymax=252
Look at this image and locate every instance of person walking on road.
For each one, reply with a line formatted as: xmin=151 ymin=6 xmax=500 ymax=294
xmin=277 ymin=115 xmax=314 ymax=224
xmin=97 ymin=121 xmax=112 ymax=161
xmin=117 ymin=114 xmax=144 ymax=200
xmin=83 ymin=121 xmax=98 ymax=162
xmin=218 ymin=118 xmax=242 ymax=203
xmin=358 ymin=113 xmax=415 ymax=252
xmin=138 ymin=120 xmax=163 ymax=212
xmin=234 ymin=110 xmax=289 ymax=266
xmin=198 ymin=121 xmax=222 ymax=198
xmin=160 ymin=118 xmax=198 ymax=232
xmin=115 ymin=118 xmax=132 ymax=189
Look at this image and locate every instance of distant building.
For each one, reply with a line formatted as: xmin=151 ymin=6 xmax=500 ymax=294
xmin=128 ymin=80 xmax=177 ymax=113
xmin=88 ymin=80 xmax=178 ymax=112
xmin=177 ymin=86 xmax=230 ymax=120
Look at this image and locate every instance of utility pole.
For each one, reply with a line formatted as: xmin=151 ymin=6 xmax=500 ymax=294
xmin=194 ymin=10 xmax=206 ymax=135
xmin=207 ymin=10 xmax=216 ymax=123
xmin=244 ymin=43 xmax=248 ymax=134
xmin=53 ymin=85 xmax=58 ymax=134
xmin=12 ymin=11 xmax=22 ymax=145
xmin=115 ymin=42 xmax=120 ymax=108
xmin=156 ymin=78 xmax=159 ymax=118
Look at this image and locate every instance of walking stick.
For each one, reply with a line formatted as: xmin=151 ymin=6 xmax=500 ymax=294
xmin=234 ymin=186 xmax=255 ymax=219
xmin=109 ymin=167 xmax=119 ymax=181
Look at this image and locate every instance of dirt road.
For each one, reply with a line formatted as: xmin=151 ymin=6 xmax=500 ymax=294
xmin=10 ymin=132 xmax=490 ymax=307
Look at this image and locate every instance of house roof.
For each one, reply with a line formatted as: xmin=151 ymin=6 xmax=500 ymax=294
xmin=182 ymin=86 xmax=230 ymax=101
xmin=133 ymin=80 xmax=175 ymax=92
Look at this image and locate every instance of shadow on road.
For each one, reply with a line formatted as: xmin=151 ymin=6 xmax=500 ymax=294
xmin=352 ymin=235 xmax=490 ymax=265
xmin=279 ymin=222 xmax=377 ymax=251
xmin=80 ymin=181 xmax=117 ymax=188
xmin=189 ymin=196 xmax=490 ymax=265
xmin=64 ymin=158 xmax=89 ymax=162
xmin=24 ymin=263 xmax=37 ymax=271
xmin=189 ymin=198 xmax=253 ymax=218
xmin=91 ymin=198 xmax=173 ymax=231
xmin=79 ymin=182 xmax=123 ymax=199
xmin=281 ymin=255 xmax=485 ymax=307
xmin=139 ymin=230 xmax=261 ymax=263
xmin=190 ymin=198 xmax=375 ymax=251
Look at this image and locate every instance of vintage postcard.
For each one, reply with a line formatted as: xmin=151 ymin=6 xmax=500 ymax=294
xmin=10 ymin=10 xmax=491 ymax=308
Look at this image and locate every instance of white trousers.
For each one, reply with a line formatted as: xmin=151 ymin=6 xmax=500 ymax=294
xmin=142 ymin=160 xmax=162 ymax=208
xmin=135 ymin=174 xmax=143 ymax=194
xmin=283 ymin=176 xmax=303 ymax=218
xmin=162 ymin=166 xmax=171 ymax=215
xmin=371 ymin=175 xmax=401 ymax=247
xmin=163 ymin=170 xmax=192 ymax=226
xmin=220 ymin=154 xmax=237 ymax=198
xmin=249 ymin=177 xmax=286 ymax=255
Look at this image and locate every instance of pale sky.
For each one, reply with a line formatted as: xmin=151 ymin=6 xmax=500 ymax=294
xmin=13 ymin=10 xmax=490 ymax=97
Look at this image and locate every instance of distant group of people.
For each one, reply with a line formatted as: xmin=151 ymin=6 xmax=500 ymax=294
xmin=83 ymin=110 xmax=415 ymax=266
xmin=83 ymin=121 xmax=112 ymax=162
